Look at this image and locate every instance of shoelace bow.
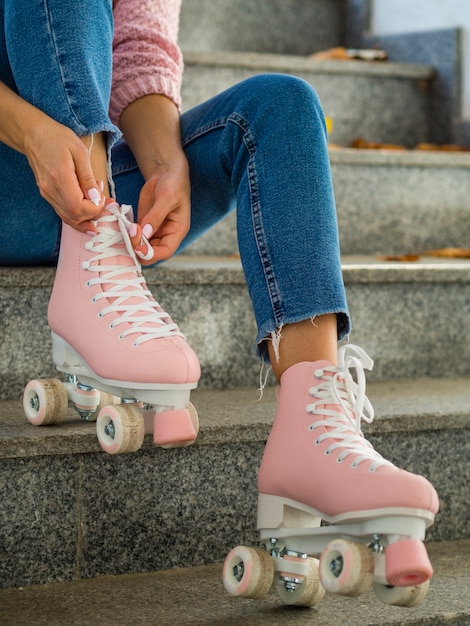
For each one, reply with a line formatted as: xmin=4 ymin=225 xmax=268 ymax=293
xmin=306 ymin=345 xmax=393 ymax=472
xmin=82 ymin=203 xmax=184 ymax=346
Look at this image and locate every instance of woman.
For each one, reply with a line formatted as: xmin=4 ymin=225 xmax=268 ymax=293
xmin=0 ymin=0 xmax=438 ymax=595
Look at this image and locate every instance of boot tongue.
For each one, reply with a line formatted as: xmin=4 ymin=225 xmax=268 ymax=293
xmin=312 ymin=364 xmax=358 ymax=436
xmin=93 ymin=205 xmax=171 ymax=330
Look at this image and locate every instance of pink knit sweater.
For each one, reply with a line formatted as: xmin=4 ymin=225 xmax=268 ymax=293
xmin=111 ymin=0 xmax=183 ymax=125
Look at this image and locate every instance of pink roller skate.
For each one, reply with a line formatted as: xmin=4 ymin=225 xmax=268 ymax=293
xmin=223 ymin=345 xmax=439 ymax=608
xmin=23 ymin=203 xmax=200 ymax=454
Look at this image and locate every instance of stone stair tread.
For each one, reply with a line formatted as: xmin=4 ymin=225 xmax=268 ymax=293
xmin=2 ymin=254 xmax=470 ymax=286
xmin=0 ymin=539 xmax=468 ymax=626
xmin=2 ymin=376 xmax=469 ymax=459
xmin=331 ymin=146 xmax=470 ymax=167
xmin=183 ymin=48 xmax=435 ymax=79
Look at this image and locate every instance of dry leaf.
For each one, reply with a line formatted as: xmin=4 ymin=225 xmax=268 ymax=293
xmin=378 ymin=248 xmax=470 ymax=262
xmin=377 ymin=254 xmax=420 ymax=262
xmin=421 ymin=248 xmax=470 ymax=258
xmin=351 ymin=137 xmax=406 ymax=151
xmin=310 ymin=47 xmax=387 ymax=61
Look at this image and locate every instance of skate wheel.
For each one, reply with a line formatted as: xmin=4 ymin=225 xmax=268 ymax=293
xmin=94 ymin=391 xmax=121 ymax=414
xmin=374 ymin=579 xmax=430 ymax=607
xmin=23 ymin=379 xmax=68 ymax=426
xmin=319 ymin=539 xmax=374 ymax=597
xmin=155 ymin=402 xmax=199 ymax=448
xmin=96 ymin=404 xmax=145 ymax=454
xmin=223 ymin=546 xmax=274 ymax=599
xmin=385 ymin=539 xmax=433 ymax=587
xmin=277 ymin=557 xmax=325 ymax=607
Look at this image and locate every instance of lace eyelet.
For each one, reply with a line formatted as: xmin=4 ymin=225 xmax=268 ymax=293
xmin=336 ymin=457 xmax=343 ymax=464
xmin=132 ymin=341 xmax=138 ymax=348
xmin=308 ymin=425 xmax=314 ymax=432
xmin=97 ymin=311 xmax=103 ymax=318
xmin=368 ymin=466 xmax=376 ymax=473
xmin=351 ymin=462 xmax=358 ymax=469
xmin=314 ymin=439 xmax=320 ymax=446
xmin=118 ymin=334 xmax=124 ymax=340
xmin=325 ymin=449 xmax=331 ymax=456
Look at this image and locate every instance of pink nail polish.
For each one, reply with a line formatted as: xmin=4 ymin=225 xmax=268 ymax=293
xmin=87 ymin=188 xmax=101 ymax=207
xmin=128 ymin=223 xmax=137 ymax=238
xmin=142 ymin=224 xmax=153 ymax=239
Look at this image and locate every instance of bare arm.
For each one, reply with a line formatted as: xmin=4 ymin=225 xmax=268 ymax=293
xmin=0 ymin=81 xmax=104 ymax=232
xmin=119 ymin=94 xmax=191 ymax=263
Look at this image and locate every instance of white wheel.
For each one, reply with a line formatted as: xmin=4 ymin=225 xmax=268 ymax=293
xmin=23 ymin=379 xmax=68 ymax=425
xmin=223 ymin=546 xmax=274 ymax=599
xmin=94 ymin=391 xmax=121 ymax=414
xmin=374 ymin=579 xmax=430 ymax=607
xmin=277 ymin=557 xmax=325 ymax=607
xmin=96 ymin=404 xmax=145 ymax=454
xmin=319 ymin=539 xmax=374 ymax=597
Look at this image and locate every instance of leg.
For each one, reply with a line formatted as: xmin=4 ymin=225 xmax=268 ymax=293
xmin=0 ymin=0 xmax=118 ymax=264
xmin=181 ymin=75 xmax=349 ymax=372
xmin=169 ymin=75 xmax=439 ymax=568
xmin=113 ymin=76 xmax=343 ymax=380
xmin=267 ymin=315 xmax=338 ymax=380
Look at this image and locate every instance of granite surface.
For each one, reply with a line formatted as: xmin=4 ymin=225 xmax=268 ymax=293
xmin=179 ymin=0 xmax=347 ymax=56
xmin=0 ymin=379 xmax=469 ymax=588
xmin=0 ymin=540 xmax=469 ymax=625
xmin=364 ymin=28 xmax=461 ymax=145
xmin=1 ymin=257 xmax=470 ymax=401
xmin=181 ymin=51 xmax=433 ymax=147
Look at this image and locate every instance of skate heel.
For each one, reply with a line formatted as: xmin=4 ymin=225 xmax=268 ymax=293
xmin=154 ymin=403 xmax=199 ymax=448
xmin=257 ymin=494 xmax=322 ymax=531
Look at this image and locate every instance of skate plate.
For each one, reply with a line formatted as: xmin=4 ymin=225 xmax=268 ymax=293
xmin=223 ymin=494 xmax=435 ymax=609
xmin=23 ymin=375 xmax=199 ymax=454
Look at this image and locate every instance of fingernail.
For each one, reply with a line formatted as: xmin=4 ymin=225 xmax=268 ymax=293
xmin=87 ymin=188 xmax=102 ymax=207
xmin=128 ymin=223 xmax=137 ymax=238
xmin=99 ymin=180 xmax=104 ymax=192
xmin=135 ymin=250 xmax=144 ymax=259
xmin=142 ymin=224 xmax=153 ymax=239
xmin=86 ymin=231 xmax=96 ymax=237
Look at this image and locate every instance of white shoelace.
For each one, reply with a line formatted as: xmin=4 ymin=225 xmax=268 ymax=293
xmin=81 ymin=203 xmax=184 ymax=346
xmin=306 ymin=345 xmax=393 ymax=472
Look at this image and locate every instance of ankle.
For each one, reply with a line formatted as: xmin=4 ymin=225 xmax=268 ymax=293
xmin=267 ymin=315 xmax=338 ymax=381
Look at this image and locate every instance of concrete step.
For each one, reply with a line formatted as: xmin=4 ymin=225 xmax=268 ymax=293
xmin=184 ymin=148 xmax=470 ymax=257
xmin=1 ymin=379 xmax=469 ymax=589
xmin=179 ymin=0 xmax=347 ymax=56
xmin=181 ymin=50 xmax=434 ymax=147
xmin=0 ymin=539 xmax=469 ymax=625
xmin=1 ymin=256 xmax=470 ymax=400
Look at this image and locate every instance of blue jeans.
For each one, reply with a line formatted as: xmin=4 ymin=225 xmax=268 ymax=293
xmin=0 ymin=0 xmax=351 ymax=359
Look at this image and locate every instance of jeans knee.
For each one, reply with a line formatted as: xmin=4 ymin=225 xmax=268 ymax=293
xmin=239 ymin=74 xmax=326 ymax=132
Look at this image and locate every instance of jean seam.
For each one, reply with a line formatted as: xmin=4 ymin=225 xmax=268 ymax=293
xmin=183 ymin=112 xmax=284 ymax=328
xmin=42 ymin=0 xmax=87 ymax=132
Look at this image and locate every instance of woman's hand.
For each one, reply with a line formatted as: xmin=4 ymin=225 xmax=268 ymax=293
xmin=129 ymin=157 xmax=191 ymax=265
xmin=119 ymin=94 xmax=191 ymax=265
xmin=0 ymin=81 xmax=104 ymax=233
xmin=24 ymin=119 xmax=105 ymax=233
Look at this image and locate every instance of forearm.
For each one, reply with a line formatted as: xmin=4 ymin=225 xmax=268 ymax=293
xmin=119 ymin=94 xmax=187 ymax=181
xmin=0 ymin=81 xmax=49 ymax=154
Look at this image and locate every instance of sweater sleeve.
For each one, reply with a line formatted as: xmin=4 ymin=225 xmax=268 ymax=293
xmin=110 ymin=0 xmax=183 ymax=125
